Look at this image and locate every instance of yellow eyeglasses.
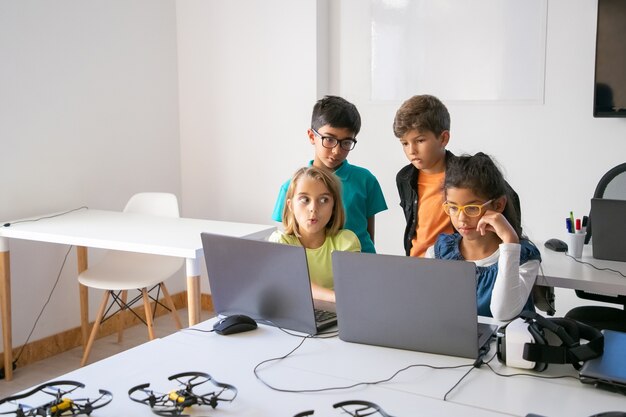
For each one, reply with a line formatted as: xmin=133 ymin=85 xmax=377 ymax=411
xmin=442 ymin=200 xmax=493 ymax=217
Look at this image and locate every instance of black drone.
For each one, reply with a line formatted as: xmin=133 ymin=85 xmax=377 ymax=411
xmin=294 ymin=400 xmax=395 ymax=417
xmin=0 ymin=380 xmax=112 ymax=417
xmin=128 ymin=371 xmax=237 ymax=416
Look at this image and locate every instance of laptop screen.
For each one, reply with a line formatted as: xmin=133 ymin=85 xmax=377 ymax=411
xmin=200 ymin=232 xmax=323 ymax=334
xmin=590 ymin=198 xmax=626 ymax=262
xmin=332 ymin=251 xmax=494 ymax=359
xmin=580 ymin=329 xmax=626 ymax=392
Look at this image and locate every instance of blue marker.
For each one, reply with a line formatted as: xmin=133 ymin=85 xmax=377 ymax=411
xmin=566 ymin=217 xmax=573 ymax=233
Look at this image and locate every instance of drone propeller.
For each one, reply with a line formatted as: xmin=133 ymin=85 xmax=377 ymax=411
xmin=292 ymin=400 xmax=395 ymax=417
xmin=0 ymin=380 xmax=112 ymax=417
xmin=128 ymin=371 xmax=237 ymax=416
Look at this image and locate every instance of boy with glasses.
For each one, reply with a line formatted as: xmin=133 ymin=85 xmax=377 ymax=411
xmin=272 ymin=96 xmax=387 ymax=253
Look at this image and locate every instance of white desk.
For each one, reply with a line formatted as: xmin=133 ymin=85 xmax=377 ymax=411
xmin=4 ymin=318 xmax=624 ymax=417
xmin=538 ymin=243 xmax=626 ymax=296
xmin=0 ymin=208 xmax=275 ymax=380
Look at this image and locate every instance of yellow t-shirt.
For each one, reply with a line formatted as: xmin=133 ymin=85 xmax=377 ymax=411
xmin=410 ymin=171 xmax=453 ymax=257
xmin=269 ymin=229 xmax=361 ymax=289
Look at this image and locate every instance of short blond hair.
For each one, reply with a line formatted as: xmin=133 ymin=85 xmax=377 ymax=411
xmin=282 ymin=166 xmax=345 ymax=237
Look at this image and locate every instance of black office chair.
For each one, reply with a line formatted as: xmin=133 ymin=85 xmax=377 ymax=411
xmin=565 ymin=162 xmax=626 ymax=331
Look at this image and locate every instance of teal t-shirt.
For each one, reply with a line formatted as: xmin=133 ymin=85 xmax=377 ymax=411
xmin=271 ymin=160 xmax=388 ymax=253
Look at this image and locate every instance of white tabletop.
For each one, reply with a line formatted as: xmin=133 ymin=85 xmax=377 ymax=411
xmin=8 ymin=318 xmax=623 ymax=417
xmin=0 ymin=208 xmax=276 ymax=380
xmin=538 ymin=242 xmax=626 ymax=296
xmin=0 ymin=208 xmax=275 ymax=259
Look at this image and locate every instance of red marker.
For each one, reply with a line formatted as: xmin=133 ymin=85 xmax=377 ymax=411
xmin=575 ymin=218 xmax=582 ymax=233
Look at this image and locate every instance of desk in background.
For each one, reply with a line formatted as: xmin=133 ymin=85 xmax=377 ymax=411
xmin=4 ymin=318 xmax=624 ymax=417
xmin=538 ymin=242 xmax=626 ymax=296
xmin=0 ymin=208 xmax=275 ymax=380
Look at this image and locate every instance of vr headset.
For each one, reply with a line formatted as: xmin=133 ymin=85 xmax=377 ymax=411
xmin=496 ymin=311 xmax=604 ymax=371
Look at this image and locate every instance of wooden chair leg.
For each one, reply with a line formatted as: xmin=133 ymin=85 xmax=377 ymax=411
xmin=142 ymin=289 xmax=155 ymax=340
xmin=160 ymin=283 xmax=183 ymax=329
xmin=81 ymin=291 xmax=110 ymax=367
xmin=117 ymin=290 xmax=128 ymax=343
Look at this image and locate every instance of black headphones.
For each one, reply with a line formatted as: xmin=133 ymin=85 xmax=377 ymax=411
xmin=496 ymin=311 xmax=604 ymax=371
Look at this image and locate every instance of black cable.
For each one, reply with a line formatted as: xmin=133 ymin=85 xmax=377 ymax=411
xmin=12 ymin=245 xmax=73 ymax=366
xmin=184 ymin=327 xmax=215 ymax=333
xmin=253 ymin=335 xmax=474 ymax=394
xmin=563 ymin=252 xmax=626 ymax=278
xmin=443 ymin=365 xmax=476 ymax=401
xmin=484 ymin=362 xmax=579 ymax=381
xmin=182 ymin=321 xmax=338 ymax=338
xmin=2 ymin=206 xmax=88 ymax=228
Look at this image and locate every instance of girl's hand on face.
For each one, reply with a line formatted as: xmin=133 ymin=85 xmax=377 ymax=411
xmin=476 ymin=210 xmax=519 ymax=244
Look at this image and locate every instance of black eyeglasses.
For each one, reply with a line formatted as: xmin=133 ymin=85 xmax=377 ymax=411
xmin=312 ymin=128 xmax=357 ymax=151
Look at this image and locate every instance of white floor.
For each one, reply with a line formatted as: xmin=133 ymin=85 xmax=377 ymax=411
xmin=0 ymin=308 xmax=213 ymax=398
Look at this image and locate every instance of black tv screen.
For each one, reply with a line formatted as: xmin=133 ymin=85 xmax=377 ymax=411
xmin=594 ymin=0 xmax=626 ymax=117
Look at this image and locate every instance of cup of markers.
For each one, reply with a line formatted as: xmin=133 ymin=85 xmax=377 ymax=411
xmin=565 ymin=212 xmax=587 ymax=258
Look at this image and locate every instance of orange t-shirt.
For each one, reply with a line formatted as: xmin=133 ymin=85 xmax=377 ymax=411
xmin=409 ymin=171 xmax=454 ymax=257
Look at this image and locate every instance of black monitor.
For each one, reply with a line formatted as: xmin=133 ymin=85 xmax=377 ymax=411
xmin=593 ymin=0 xmax=626 ymax=118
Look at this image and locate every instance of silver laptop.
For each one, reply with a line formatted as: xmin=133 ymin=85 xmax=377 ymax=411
xmin=200 ymin=232 xmax=336 ymax=335
xmin=591 ymin=198 xmax=626 ymax=262
xmin=332 ymin=251 xmax=496 ymax=359
xmin=579 ymin=329 xmax=626 ymax=393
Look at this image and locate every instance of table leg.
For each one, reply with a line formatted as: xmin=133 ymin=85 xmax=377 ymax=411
xmin=76 ymin=246 xmax=89 ymax=348
xmin=0 ymin=238 xmax=13 ymax=381
xmin=186 ymin=258 xmax=201 ymax=326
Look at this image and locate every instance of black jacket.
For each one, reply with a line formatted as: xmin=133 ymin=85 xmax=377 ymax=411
xmin=396 ymin=151 xmax=521 ymax=256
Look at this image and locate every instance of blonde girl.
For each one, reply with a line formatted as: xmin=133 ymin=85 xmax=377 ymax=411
xmin=269 ymin=166 xmax=361 ymax=302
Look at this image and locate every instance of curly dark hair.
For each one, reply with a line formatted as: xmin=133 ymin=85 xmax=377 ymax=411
xmin=444 ymin=152 xmax=523 ymax=238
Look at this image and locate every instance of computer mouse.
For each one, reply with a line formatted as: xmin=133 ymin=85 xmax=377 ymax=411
xmin=213 ymin=314 xmax=258 ymax=335
xmin=544 ymin=238 xmax=568 ymax=252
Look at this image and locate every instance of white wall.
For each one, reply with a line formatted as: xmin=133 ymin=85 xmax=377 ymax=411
xmin=176 ymin=0 xmax=318 ymax=223
xmin=3 ymin=0 xmax=626 ymax=351
xmin=0 ymin=0 xmax=182 ymax=346
xmin=177 ymin=0 xmax=626 ymax=314
xmin=334 ymin=0 xmax=626 ymax=313
xmin=337 ymin=0 xmax=626 ymax=254
xmin=176 ymin=0 xmax=319 ymax=292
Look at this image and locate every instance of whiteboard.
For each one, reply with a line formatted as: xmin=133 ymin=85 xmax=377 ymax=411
xmin=371 ymin=0 xmax=548 ymax=102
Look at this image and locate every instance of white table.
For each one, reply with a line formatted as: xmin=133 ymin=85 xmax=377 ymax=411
xmin=4 ymin=318 xmax=624 ymax=417
xmin=538 ymin=243 xmax=626 ymax=296
xmin=0 ymin=208 xmax=275 ymax=380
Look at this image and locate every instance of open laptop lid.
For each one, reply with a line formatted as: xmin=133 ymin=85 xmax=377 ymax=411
xmin=332 ymin=251 xmax=493 ymax=359
xmin=591 ymin=198 xmax=626 ymax=262
xmin=580 ymin=329 xmax=626 ymax=393
xmin=201 ymin=232 xmax=327 ymax=334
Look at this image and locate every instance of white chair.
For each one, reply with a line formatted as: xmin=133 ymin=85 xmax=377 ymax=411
xmin=78 ymin=193 xmax=184 ymax=366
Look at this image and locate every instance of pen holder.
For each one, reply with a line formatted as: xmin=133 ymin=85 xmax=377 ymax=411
xmin=567 ymin=233 xmax=585 ymax=258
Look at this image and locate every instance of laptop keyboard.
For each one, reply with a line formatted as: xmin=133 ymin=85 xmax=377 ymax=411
xmin=314 ymin=308 xmax=336 ymax=324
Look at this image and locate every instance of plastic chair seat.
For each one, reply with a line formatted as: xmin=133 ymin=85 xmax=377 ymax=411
xmin=78 ymin=192 xmax=184 ymax=367
xmin=78 ymin=251 xmax=183 ymax=290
